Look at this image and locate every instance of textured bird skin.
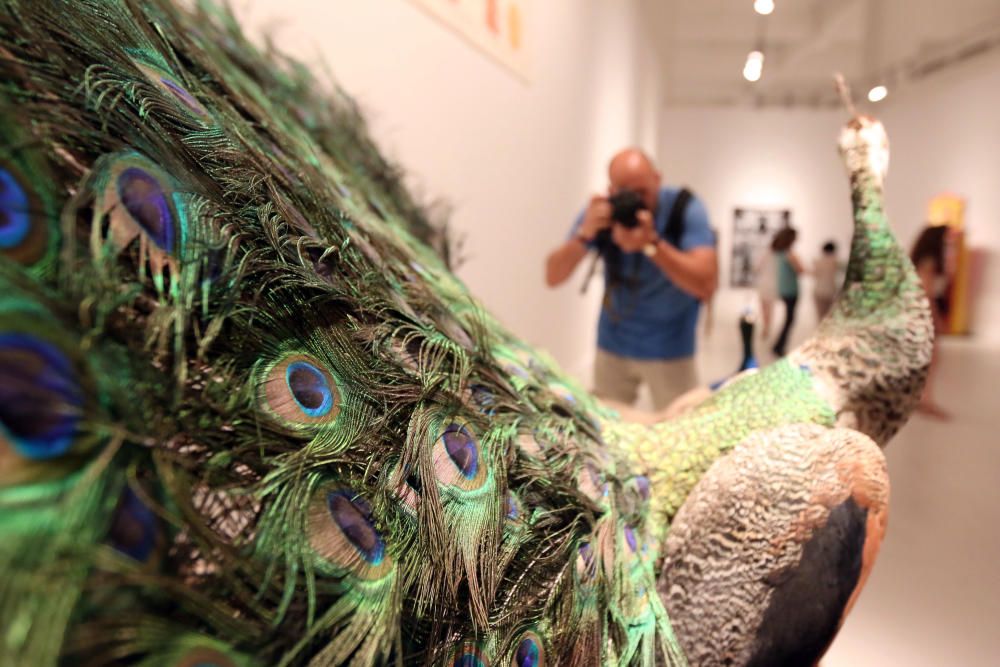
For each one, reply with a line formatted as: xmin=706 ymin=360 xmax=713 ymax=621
xmin=658 ymin=424 xmax=888 ymax=666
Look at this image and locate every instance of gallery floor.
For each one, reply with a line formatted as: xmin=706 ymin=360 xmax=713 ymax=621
xmin=824 ymin=337 xmax=999 ymax=667
xmin=692 ymin=320 xmax=1000 ymax=666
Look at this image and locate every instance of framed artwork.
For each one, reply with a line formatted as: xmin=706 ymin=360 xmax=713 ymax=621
xmin=407 ymin=0 xmax=530 ymax=81
xmin=730 ymin=207 xmax=791 ymax=288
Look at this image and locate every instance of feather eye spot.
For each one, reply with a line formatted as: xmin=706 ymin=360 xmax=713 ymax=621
xmin=0 ymin=168 xmax=31 ymax=249
xmin=430 ymin=417 xmax=489 ymax=492
xmin=513 ymin=633 xmax=544 ymax=667
xmin=134 ymin=61 xmax=208 ymax=118
xmin=0 ymin=333 xmax=83 ymax=460
xmin=116 ymin=167 xmax=176 ymax=252
xmin=286 ymin=360 xmax=334 ymax=418
xmin=158 ymin=76 xmax=208 ymax=116
xmin=450 ymin=643 xmax=490 ymax=667
xmin=576 ymin=542 xmax=596 ymax=582
xmin=0 ymin=164 xmax=49 ymax=265
xmin=109 ymin=486 xmax=158 ymax=562
xmin=468 ymin=384 xmax=496 ymax=414
xmin=442 ymin=422 xmax=479 ymax=480
xmin=326 ymin=491 xmax=385 ymax=566
xmin=505 ymin=492 xmax=521 ymax=521
xmin=624 ymin=525 xmax=638 ymax=552
xmin=633 ymin=475 xmax=651 ymax=501
xmin=308 ymin=488 xmax=393 ymax=579
xmin=260 ymin=354 xmax=341 ymax=428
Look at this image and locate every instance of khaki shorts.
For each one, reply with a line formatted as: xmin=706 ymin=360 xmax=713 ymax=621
xmin=593 ymin=348 xmax=698 ymax=411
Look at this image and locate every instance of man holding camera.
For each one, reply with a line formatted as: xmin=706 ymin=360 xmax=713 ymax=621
xmin=545 ymin=148 xmax=717 ymax=411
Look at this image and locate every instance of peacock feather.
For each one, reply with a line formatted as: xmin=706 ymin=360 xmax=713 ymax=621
xmin=0 ymin=1 xmax=688 ymax=664
xmin=0 ymin=1 xmax=931 ymax=666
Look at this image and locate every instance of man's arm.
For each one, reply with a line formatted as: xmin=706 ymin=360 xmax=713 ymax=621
xmin=611 ymin=209 xmax=718 ymax=301
xmin=545 ymin=236 xmax=590 ymax=287
xmin=545 ymin=195 xmax=611 ymax=288
xmin=647 ymin=242 xmax=718 ymax=301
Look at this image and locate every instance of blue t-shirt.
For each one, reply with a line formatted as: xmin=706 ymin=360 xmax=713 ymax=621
xmin=569 ymin=187 xmax=715 ymax=360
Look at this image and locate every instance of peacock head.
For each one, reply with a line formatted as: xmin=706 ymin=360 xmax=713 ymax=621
xmin=838 ymin=115 xmax=890 ymax=187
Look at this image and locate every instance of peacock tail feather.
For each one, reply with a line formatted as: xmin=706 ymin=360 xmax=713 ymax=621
xmin=0 ymin=0 xmax=931 ymax=664
xmin=0 ymin=1 xmax=698 ymax=664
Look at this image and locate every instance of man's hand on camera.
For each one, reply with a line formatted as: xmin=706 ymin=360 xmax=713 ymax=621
xmin=612 ymin=209 xmax=658 ymax=253
xmin=578 ymin=195 xmax=612 ymax=242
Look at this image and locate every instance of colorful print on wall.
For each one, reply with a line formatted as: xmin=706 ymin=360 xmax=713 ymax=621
xmin=407 ymin=0 xmax=529 ymax=81
xmin=926 ymin=193 xmax=972 ymax=335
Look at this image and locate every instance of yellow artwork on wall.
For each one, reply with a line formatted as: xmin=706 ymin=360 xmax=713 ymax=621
xmin=927 ymin=193 xmax=970 ymax=335
xmin=407 ymin=0 xmax=530 ymax=80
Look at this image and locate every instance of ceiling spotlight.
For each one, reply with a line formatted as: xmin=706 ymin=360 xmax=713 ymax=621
xmin=754 ymin=0 xmax=775 ymax=15
xmin=867 ymin=85 xmax=888 ymax=102
xmin=743 ymin=50 xmax=764 ymax=82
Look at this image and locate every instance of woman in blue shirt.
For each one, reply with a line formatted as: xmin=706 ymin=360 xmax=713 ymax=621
xmin=770 ymin=227 xmax=804 ymax=357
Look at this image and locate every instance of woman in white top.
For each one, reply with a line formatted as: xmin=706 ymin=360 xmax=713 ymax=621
xmin=755 ymin=246 xmax=778 ymax=339
xmin=812 ymin=241 xmax=840 ymax=321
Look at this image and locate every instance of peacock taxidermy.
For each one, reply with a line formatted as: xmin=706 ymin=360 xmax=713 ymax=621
xmin=0 ymin=2 xmax=932 ymax=666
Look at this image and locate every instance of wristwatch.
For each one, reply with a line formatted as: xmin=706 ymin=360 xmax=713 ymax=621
xmin=642 ymin=239 xmax=659 ymax=257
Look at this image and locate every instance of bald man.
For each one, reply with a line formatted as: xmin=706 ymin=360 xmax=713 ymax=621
xmin=545 ymin=148 xmax=717 ymax=410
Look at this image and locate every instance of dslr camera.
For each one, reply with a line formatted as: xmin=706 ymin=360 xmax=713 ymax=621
xmin=608 ymin=189 xmax=646 ymax=228
xmin=583 ymin=188 xmax=650 ymax=294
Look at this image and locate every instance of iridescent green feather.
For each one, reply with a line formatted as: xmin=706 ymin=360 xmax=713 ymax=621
xmin=0 ymin=1 xmax=700 ymax=665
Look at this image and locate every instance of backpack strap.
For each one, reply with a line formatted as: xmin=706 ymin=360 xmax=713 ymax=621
xmin=664 ymin=187 xmax=692 ymax=247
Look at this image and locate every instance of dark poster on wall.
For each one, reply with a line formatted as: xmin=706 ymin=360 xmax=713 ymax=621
xmin=730 ymin=207 xmax=791 ymax=287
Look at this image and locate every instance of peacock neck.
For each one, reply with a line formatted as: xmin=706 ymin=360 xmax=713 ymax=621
xmin=790 ymin=151 xmax=932 ymax=445
xmin=830 ymin=169 xmax=915 ymax=322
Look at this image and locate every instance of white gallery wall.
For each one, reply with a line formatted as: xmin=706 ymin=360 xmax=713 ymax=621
xmin=662 ymin=49 xmax=1000 ymax=347
xmin=878 ymin=51 xmax=1000 ymax=344
xmin=236 ymin=0 xmax=999 ymax=386
xmin=660 ymin=106 xmax=851 ymax=349
xmin=237 ymin=0 xmax=662 ymax=381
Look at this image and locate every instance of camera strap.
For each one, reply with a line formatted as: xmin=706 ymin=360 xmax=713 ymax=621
xmin=664 ymin=187 xmax=692 ymax=247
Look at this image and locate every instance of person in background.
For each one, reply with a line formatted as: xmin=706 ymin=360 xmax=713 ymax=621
xmin=544 ymin=148 xmax=717 ymax=411
xmin=812 ymin=240 xmax=841 ymax=321
xmin=910 ymin=224 xmax=957 ymax=419
xmin=771 ymin=227 xmax=804 ymax=357
xmin=755 ymin=243 xmax=778 ymax=339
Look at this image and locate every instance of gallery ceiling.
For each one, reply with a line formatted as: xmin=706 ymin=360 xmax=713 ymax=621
xmin=642 ymin=0 xmax=1000 ymax=107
